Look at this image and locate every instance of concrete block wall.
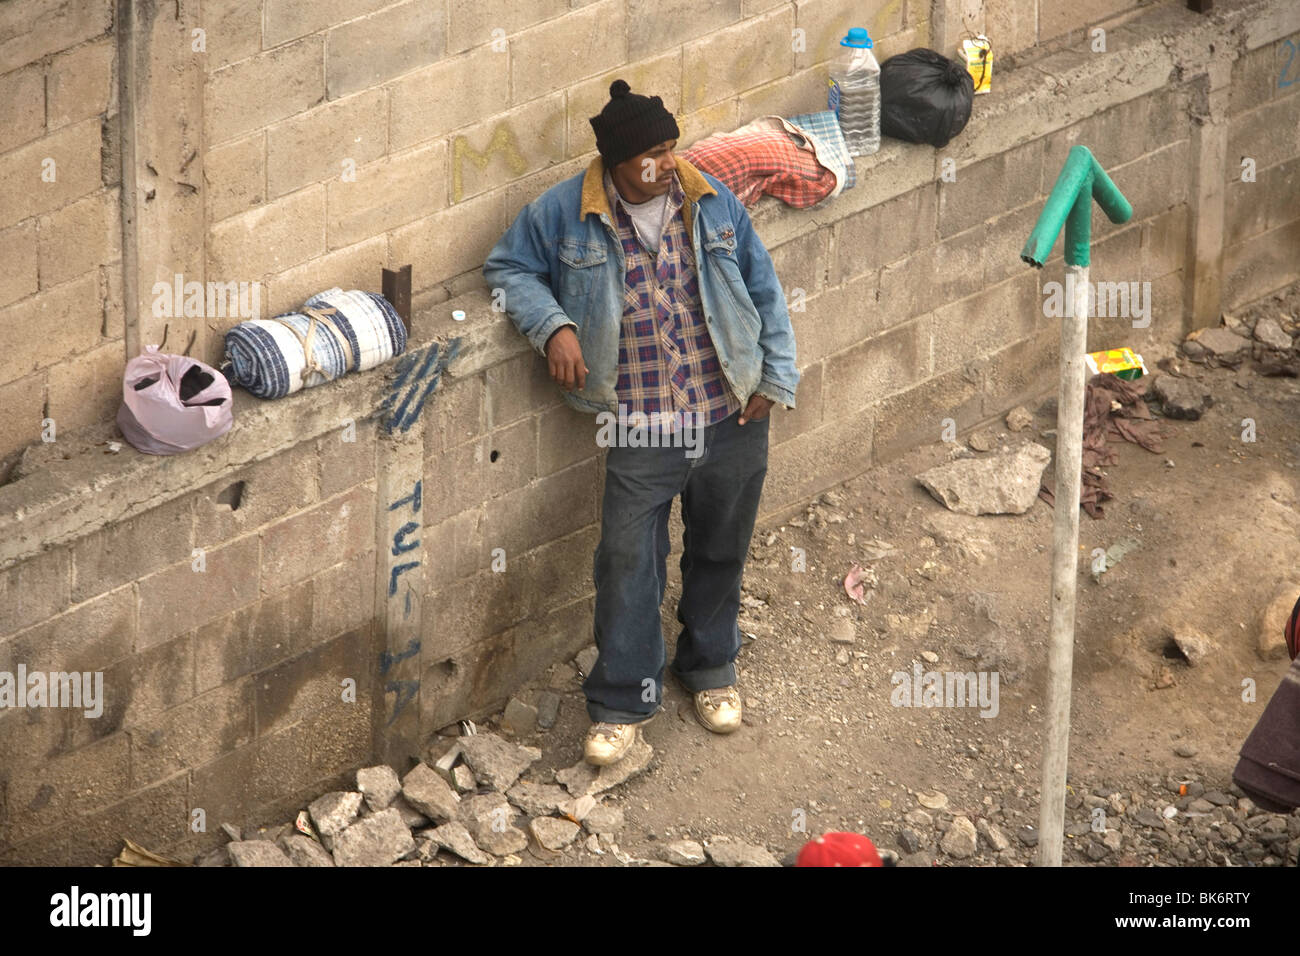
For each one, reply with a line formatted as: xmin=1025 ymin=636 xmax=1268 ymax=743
xmin=2 ymin=0 xmax=1298 ymax=864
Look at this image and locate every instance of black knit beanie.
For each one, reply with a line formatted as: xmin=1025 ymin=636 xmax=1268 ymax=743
xmin=589 ymin=79 xmax=681 ymax=170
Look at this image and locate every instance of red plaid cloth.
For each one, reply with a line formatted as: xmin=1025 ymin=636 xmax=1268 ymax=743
xmin=681 ymin=117 xmax=837 ymax=209
xmin=605 ymin=172 xmax=740 ymax=429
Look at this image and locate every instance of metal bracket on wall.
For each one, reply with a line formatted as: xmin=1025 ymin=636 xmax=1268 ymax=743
xmin=383 ymin=264 xmax=413 ymax=335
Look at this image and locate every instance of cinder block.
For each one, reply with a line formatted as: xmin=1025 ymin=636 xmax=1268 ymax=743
xmin=793 ymin=273 xmax=885 ymax=366
xmin=0 ymin=220 xmax=38 ymax=308
xmin=194 ymin=443 xmax=319 ymax=547
xmin=447 ymin=93 xmax=569 ymax=204
xmin=421 ymin=525 xmax=598 ymax=657
xmin=4 ymin=732 xmax=130 ymax=846
xmin=131 ymin=678 xmax=256 ymax=787
xmin=1228 ymin=94 xmax=1300 ymax=180
xmin=565 ymin=50 xmax=682 ymax=159
xmin=36 ymin=188 xmax=120 ymax=288
xmin=309 ymin=549 xmax=376 ymax=646
xmin=762 ymin=412 xmax=874 ymax=519
xmin=508 ymin=0 xmax=626 ymax=101
xmin=137 ymin=534 xmax=262 ymax=648
xmin=264 ymin=234 xmax=386 ymax=315
xmin=1039 ymin=0 xmax=1135 ymax=45
xmin=266 ymin=89 xmax=386 ymax=199
xmin=254 ymin=626 xmax=369 ymax=737
xmin=303 ymin=689 xmax=373 ymax=779
xmin=68 ymin=774 xmax=189 ymax=867
xmin=737 ymin=71 xmax=826 ymax=128
xmin=263 ymin=0 xmax=389 ymax=47
xmin=87 ymin=633 xmax=195 ymax=747
xmin=481 ymin=457 xmax=599 ymax=559
xmin=205 ymin=35 xmax=325 ymax=145
xmin=679 ymin=100 xmax=742 ymax=155
xmin=201 ymin=0 xmax=264 ymax=71
xmin=447 ymin=0 xmax=568 ymax=55
xmin=189 ymin=724 xmax=317 ymax=829
xmin=325 ymin=141 xmax=447 ymax=250
xmin=422 ymin=506 xmax=486 ymax=585
xmin=0 ymin=118 xmax=103 ymax=228
xmin=391 ymin=44 xmax=511 ymax=150
xmin=878 ymin=229 xmax=985 ymax=319
xmin=46 ymin=340 xmax=126 ymax=438
xmin=984 ymin=0 xmax=1038 ymax=59
xmin=1108 ymin=141 xmax=1191 ymax=224
xmin=770 ymin=359 xmax=822 ymax=444
xmin=837 ymin=184 xmax=938 ymax=280
xmin=204 ymin=131 xmax=266 ymax=222
xmin=192 ymin=579 xmax=313 ymax=692
xmin=979 ymin=326 xmax=1059 ymax=419
xmin=427 ymin=372 xmax=486 ymax=454
xmin=1224 ymin=218 xmax=1300 ymax=309
xmin=938 ymin=138 xmax=1044 ymax=239
xmin=536 ymin=401 xmax=601 ymax=476
xmin=260 ymin=484 xmax=376 ymax=593
xmin=208 ymin=183 xmax=325 ymax=280
xmin=419 ymin=593 xmax=593 ymax=731
xmin=0 ymin=0 xmax=112 ymax=75
xmin=0 ymin=371 xmax=43 ymax=464
xmin=423 ymin=416 xmax=538 ymax=524
xmin=47 ymin=37 xmax=114 ymax=128
xmin=1140 ymin=204 xmax=1189 ymax=278
xmin=0 ymin=272 xmax=103 ymax=383
xmin=485 ymin=350 xmax=561 ymax=427
xmin=768 ymin=227 xmax=831 ymax=298
xmin=981 ymin=202 xmax=1041 ymax=287
xmin=326 ymin=0 xmax=444 ymax=100
xmin=388 ymin=190 xmax=508 ymax=290
xmin=1265 ymin=155 xmax=1300 ymax=232
xmin=682 ymin=6 xmax=794 ymax=112
xmin=2 ymin=580 xmax=132 ymax=674
xmin=793 ymin=0 xmax=897 ymax=71
xmin=870 ymin=362 xmax=984 ymax=466
xmin=626 ymin=0 xmax=741 ymax=60
xmin=0 ymin=64 xmax=44 ymax=151
xmin=317 ymin=421 xmax=377 ymax=498
xmin=823 ymin=316 xmax=929 ymax=412
xmin=931 ymin=273 xmax=1038 ymax=376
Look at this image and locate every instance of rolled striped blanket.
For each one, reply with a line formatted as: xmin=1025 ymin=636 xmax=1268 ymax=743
xmin=223 ymin=288 xmax=407 ymax=399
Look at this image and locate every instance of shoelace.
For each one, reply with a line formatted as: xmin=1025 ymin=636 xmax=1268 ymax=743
xmin=700 ymin=689 xmax=738 ymax=709
xmin=592 ymin=722 xmax=627 ymax=740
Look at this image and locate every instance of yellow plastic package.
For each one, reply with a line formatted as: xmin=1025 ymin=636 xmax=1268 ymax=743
xmin=958 ymin=35 xmax=992 ymax=94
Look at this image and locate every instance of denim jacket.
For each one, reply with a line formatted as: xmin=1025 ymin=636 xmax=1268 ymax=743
xmin=482 ymin=156 xmax=798 ymax=415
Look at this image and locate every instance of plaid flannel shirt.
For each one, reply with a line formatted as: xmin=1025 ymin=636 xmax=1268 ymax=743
xmin=680 ymin=116 xmax=838 ymax=209
xmin=604 ymin=171 xmax=741 ymax=429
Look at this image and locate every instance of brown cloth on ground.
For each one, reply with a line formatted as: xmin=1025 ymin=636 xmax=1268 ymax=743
xmin=1233 ymin=654 xmax=1300 ymax=813
xmin=1038 ymin=373 xmax=1165 ymax=518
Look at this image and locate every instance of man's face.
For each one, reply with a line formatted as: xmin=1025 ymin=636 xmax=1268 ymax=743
xmin=612 ymin=139 xmax=678 ymax=202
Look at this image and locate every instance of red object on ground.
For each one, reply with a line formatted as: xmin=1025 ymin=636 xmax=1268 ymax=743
xmin=796 ymin=832 xmax=883 ymax=867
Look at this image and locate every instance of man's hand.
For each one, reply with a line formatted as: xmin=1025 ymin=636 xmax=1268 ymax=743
xmin=545 ymin=326 xmax=588 ymax=391
xmin=738 ymin=394 xmax=774 ymax=425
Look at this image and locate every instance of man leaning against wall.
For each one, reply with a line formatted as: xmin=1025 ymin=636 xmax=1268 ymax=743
xmin=483 ymin=81 xmax=799 ymax=766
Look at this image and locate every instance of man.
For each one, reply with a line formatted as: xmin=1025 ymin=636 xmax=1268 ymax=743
xmin=483 ymin=80 xmax=798 ymax=765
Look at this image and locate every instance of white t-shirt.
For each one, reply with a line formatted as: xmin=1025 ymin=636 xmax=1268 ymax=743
xmin=605 ymin=171 xmax=670 ymax=254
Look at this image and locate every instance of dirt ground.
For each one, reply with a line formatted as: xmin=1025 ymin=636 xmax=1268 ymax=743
xmin=459 ymin=280 xmax=1300 ymax=867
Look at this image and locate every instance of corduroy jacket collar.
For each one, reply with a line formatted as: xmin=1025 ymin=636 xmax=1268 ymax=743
xmin=579 ymin=155 xmax=716 ymax=240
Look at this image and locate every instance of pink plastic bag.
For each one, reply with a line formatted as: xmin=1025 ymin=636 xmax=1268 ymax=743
xmin=116 ymin=345 xmax=234 ymax=455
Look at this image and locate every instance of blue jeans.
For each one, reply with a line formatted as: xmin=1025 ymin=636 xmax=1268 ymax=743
xmin=584 ymin=410 xmax=770 ymax=723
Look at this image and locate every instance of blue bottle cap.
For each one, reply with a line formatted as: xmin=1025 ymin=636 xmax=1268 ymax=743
xmin=841 ymin=27 xmax=873 ymax=48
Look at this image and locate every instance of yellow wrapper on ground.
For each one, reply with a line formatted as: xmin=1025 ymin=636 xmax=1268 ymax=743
xmin=1085 ymin=347 xmax=1147 ymax=380
xmin=959 ymin=36 xmax=992 ymax=94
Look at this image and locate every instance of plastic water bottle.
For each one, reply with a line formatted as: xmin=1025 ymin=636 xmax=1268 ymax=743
xmin=828 ymin=27 xmax=881 ymax=157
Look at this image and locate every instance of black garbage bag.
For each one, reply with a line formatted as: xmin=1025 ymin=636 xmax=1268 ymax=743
xmin=879 ymin=48 xmax=974 ymax=149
